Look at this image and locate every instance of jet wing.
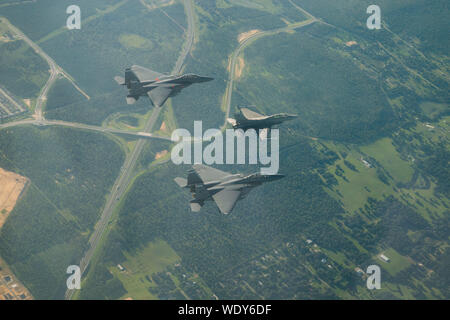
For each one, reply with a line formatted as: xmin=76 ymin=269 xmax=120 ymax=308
xmin=193 ymin=164 xmax=230 ymax=183
xmin=147 ymin=86 xmax=173 ymax=107
xmin=240 ymin=107 xmax=265 ymax=120
xmin=212 ymin=189 xmax=241 ymax=214
xmin=131 ymin=65 xmax=164 ymax=82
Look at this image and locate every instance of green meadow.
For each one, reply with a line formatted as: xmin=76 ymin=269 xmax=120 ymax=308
xmin=110 ymin=239 xmax=180 ymax=300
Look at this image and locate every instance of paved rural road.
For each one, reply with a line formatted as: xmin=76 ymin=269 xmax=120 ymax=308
xmin=65 ymin=0 xmax=195 ymax=300
xmin=221 ymin=4 xmax=319 ymax=130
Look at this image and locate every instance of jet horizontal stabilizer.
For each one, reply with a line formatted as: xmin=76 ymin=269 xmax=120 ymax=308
xmin=114 ymin=76 xmax=125 ymax=85
xmin=190 ymin=201 xmax=203 ymax=212
xmin=126 ymin=96 xmax=137 ymax=104
xmin=174 ymin=177 xmax=188 ymax=188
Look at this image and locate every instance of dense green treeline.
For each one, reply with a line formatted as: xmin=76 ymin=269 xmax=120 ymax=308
xmin=0 ymin=40 xmax=48 ymax=99
xmin=46 ymin=90 xmax=148 ymax=125
xmin=297 ymin=0 xmax=449 ymax=54
xmin=0 ymin=0 xmax=123 ymax=42
xmin=0 ymin=126 xmax=125 ymax=298
xmin=235 ymin=24 xmax=396 ymax=144
xmin=45 ymin=77 xmax=86 ymax=111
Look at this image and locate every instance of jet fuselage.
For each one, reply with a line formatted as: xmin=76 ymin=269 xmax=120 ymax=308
xmin=234 ymin=113 xmax=298 ymax=130
xmin=125 ymin=70 xmax=213 ymax=98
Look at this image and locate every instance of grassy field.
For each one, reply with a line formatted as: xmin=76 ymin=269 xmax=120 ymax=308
xmin=360 ymin=138 xmax=414 ymax=184
xmin=110 ymin=239 xmax=180 ymax=300
xmin=419 ymin=101 xmax=448 ymax=120
xmin=375 ymin=248 xmax=412 ymax=276
xmin=118 ymin=33 xmax=153 ymax=49
xmin=321 ymin=129 xmax=449 ymax=222
xmin=321 ymin=141 xmax=396 ymax=213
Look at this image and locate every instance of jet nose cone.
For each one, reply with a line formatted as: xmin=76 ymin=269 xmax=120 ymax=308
xmin=286 ymin=114 xmax=298 ymax=120
xmin=198 ymin=76 xmax=214 ymax=82
xmin=268 ymin=174 xmax=285 ymax=181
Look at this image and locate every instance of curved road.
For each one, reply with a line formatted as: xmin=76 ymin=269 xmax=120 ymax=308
xmin=221 ymin=3 xmax=320 ymax=130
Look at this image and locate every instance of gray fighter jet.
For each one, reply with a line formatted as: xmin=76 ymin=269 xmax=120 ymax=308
xmin=227 ymin=106 xmax=298 ymax=137
xmin=175 ymin=164 xmax=285 ymax=214
xmin=115 ymin=65 xmax=213 ymax=107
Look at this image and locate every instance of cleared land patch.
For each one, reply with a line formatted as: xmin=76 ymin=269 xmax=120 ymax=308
xmin=238 ymin=29 xmax=261 ymax=43
xmin=0 ymin=167 xmax=28 ymax=228
xmin=0 ymin=168 xmax=31 ymax=300
xmin=0 ymin=257 xmax=32 ymax=300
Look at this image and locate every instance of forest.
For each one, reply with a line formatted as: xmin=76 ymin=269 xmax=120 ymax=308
xmin=0 ymin=126 xmax=124 ymax=298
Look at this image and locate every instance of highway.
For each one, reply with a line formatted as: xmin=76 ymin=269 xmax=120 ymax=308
xmin=173 ymin=0 xmax=195 ymax=74
xmin=65 ymin=0 xmax=195 ymax=300
xmin=221 ymin=3 xmax=319 ymax=130
xmin=0 ymin=118 xmax=171 ymax=141
xmin=0 ymin=17 xmax=89 ymax=121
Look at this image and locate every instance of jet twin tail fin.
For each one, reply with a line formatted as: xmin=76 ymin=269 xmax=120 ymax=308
xmin=126 ymin=96 xmax=137 ymax=104
xmin=174 ymin=177 xmax=188 ymax=188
